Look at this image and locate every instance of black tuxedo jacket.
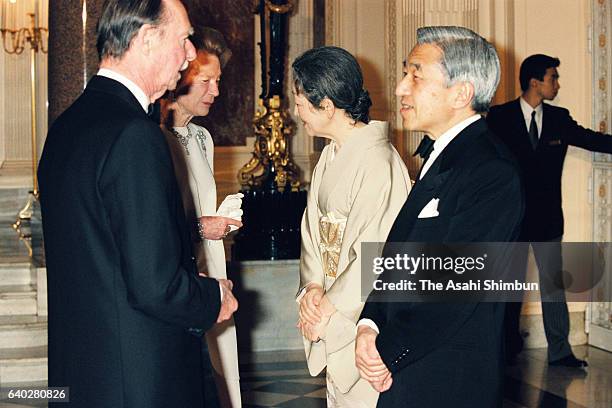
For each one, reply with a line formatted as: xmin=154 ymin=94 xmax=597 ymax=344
xmin=39 ymin=76 xmax=221 ymax=408
xmin=360 ymin=119 xmax=524 ymax=408
xmin=487 ymin=98 xmax=612 ymax=240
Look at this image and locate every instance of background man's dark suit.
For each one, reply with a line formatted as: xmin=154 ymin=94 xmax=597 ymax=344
xmin=488 ymin=99 xmax=612 ymax=241
xmin=487 ymin=98 xmax=612 ymax=362
xmin=360 ymin=119 xmax=524 ymax=407
xmin=38 ymin=76 xmax=221 ymax=408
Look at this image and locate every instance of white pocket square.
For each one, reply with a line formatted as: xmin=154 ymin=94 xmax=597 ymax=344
xmin=417 ymin=198 xmax=440 ymax=218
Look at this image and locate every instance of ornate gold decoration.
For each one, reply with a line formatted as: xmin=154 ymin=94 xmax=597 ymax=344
xmin=599 ymin=34 xmax=606 ymax=47
xmin=599 ymin=184 xmax=607 ymax=198
xmin=318 ymin=214 xmax=346 ymax=278
xmin=3 ymin=10 xmax=48 ymax=240
xmin=600 ymin=78 xmax=607 ymax=90
xmin=1 ymin=13 xmax=48 ymax=54
xmin=264 ymin=0 xmax=293 ymax=14
xmin=600 ymin=120 xmax=607 ymax=133
xmin=238 ymin=96 xmax=301 ymax=191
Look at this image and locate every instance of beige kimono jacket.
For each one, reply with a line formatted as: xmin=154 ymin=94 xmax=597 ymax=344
xmin=299 ymin=120 xmax=411 ymax=393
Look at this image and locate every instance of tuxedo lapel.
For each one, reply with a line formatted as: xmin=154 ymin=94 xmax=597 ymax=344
xmin=387 ymin=119 xmax=489 ymax=244
xmin=387 ymin=170 xmax=441 ymax=242
xmin=386 ymin=125 xmax=463 ymax=243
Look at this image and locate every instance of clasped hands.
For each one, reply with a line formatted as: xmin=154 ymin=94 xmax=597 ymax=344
xmin=297 ymin=284 xmax=336 ymax=342
xmin=299 ymin=285 xmax=393 ymax=392
xmin=355 ymin=326 xmax=393 ymax=392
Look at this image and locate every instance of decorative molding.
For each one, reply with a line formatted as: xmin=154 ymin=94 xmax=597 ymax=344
xmin=592 ymin=0 xmax=611 ymax=163
xmin=424 ymin=0 xmax=478 ymax=29
xmin=589 ymin=0 xmax=612 ymax=348
xmin=593 ymin=165 xmax=612 ymax=242
xmin=325 ymin=0 xmax=335 ymax=45
xmin=386 ymin=0 xmax=398 ymax=147
xmin=590 ymin=164 xmax=612 ymax=338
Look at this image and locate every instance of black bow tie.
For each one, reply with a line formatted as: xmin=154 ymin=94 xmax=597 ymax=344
xmin=413 ymin=135 xmax=434 ymax=159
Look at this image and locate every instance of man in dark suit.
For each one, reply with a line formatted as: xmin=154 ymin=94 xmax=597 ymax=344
xmin=487 ymin=54 xmax=612 ymax=368
xmin=38 ymin=1 xmax=238 ymax=407
xmin=354 ymin=26 xmax=524 ymax=407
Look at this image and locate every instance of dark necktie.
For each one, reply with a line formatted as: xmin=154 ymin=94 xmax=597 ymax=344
xmin=528 ymin=110 xmax=538 ymax=150
xmin=147 ymin=102 xmax=161 ymax=123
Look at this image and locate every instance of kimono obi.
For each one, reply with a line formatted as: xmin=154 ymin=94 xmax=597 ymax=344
xmin=319 ymin=212 xmax=346 ymax=278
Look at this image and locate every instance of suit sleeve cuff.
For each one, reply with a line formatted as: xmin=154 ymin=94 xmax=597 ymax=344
xmin=357 ymin=318 xmax=379 ymax=334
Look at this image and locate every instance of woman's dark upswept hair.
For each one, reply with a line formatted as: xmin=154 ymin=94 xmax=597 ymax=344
xmin=292 ymin=46 xmax=372 ymax=124
xmin=96 ymin=0 xmax=165 ymax=60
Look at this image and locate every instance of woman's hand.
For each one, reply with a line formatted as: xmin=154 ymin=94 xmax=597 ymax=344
xmin=297 ymin=288 xmax=337 ymax=342
xmin=297 ymin=314 xmax=331 ymax=342
xmin=297 ymin=296 xmax=336 ymax=341
xmin=299 ymin=285 xmax=324 ymax=325
xmin=198 ymin=216 xmax=243 ymax=240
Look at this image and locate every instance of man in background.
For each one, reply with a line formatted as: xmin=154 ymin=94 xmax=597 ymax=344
xmin=487 ymin=54 xmax=612 ymax=368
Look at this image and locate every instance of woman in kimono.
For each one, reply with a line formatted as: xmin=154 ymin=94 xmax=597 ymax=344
xmin=293 ymin=46 xmax=411 ymax=407
xmin=161 ymin=28 xmax=243 ymax=408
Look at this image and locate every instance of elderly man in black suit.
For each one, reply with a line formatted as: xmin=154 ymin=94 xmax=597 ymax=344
xmin=38 ymin=1 xmax=238 ymax=407
xmin=354 ymin=26 xmax=524 ymax=407
xmin=487 ymin=54 xmax=612 ymax=368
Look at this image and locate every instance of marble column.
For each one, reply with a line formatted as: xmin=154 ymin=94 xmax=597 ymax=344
xmin=36 ymin=0 xmax=102 ymax=265
xmin=48 ymin=0 xmax=103 ymax=126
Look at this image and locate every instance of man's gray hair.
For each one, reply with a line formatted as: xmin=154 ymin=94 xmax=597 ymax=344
xmin=417 ymin=26 xmax=500 ymax=113
xmin=96 ymin=0 xmax=166 ymax=60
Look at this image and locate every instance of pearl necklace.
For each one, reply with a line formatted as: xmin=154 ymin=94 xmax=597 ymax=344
xmin=171 ymin=125 xmax=207 ymax=156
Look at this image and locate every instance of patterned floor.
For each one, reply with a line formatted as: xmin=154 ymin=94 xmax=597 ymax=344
xmin=1 ymin=345 xmax=611 ymax=407
xmin=240 ymin=346 xmax=612 ymax=408
xmin=240 ymin=354 xmax=326 ymax=408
